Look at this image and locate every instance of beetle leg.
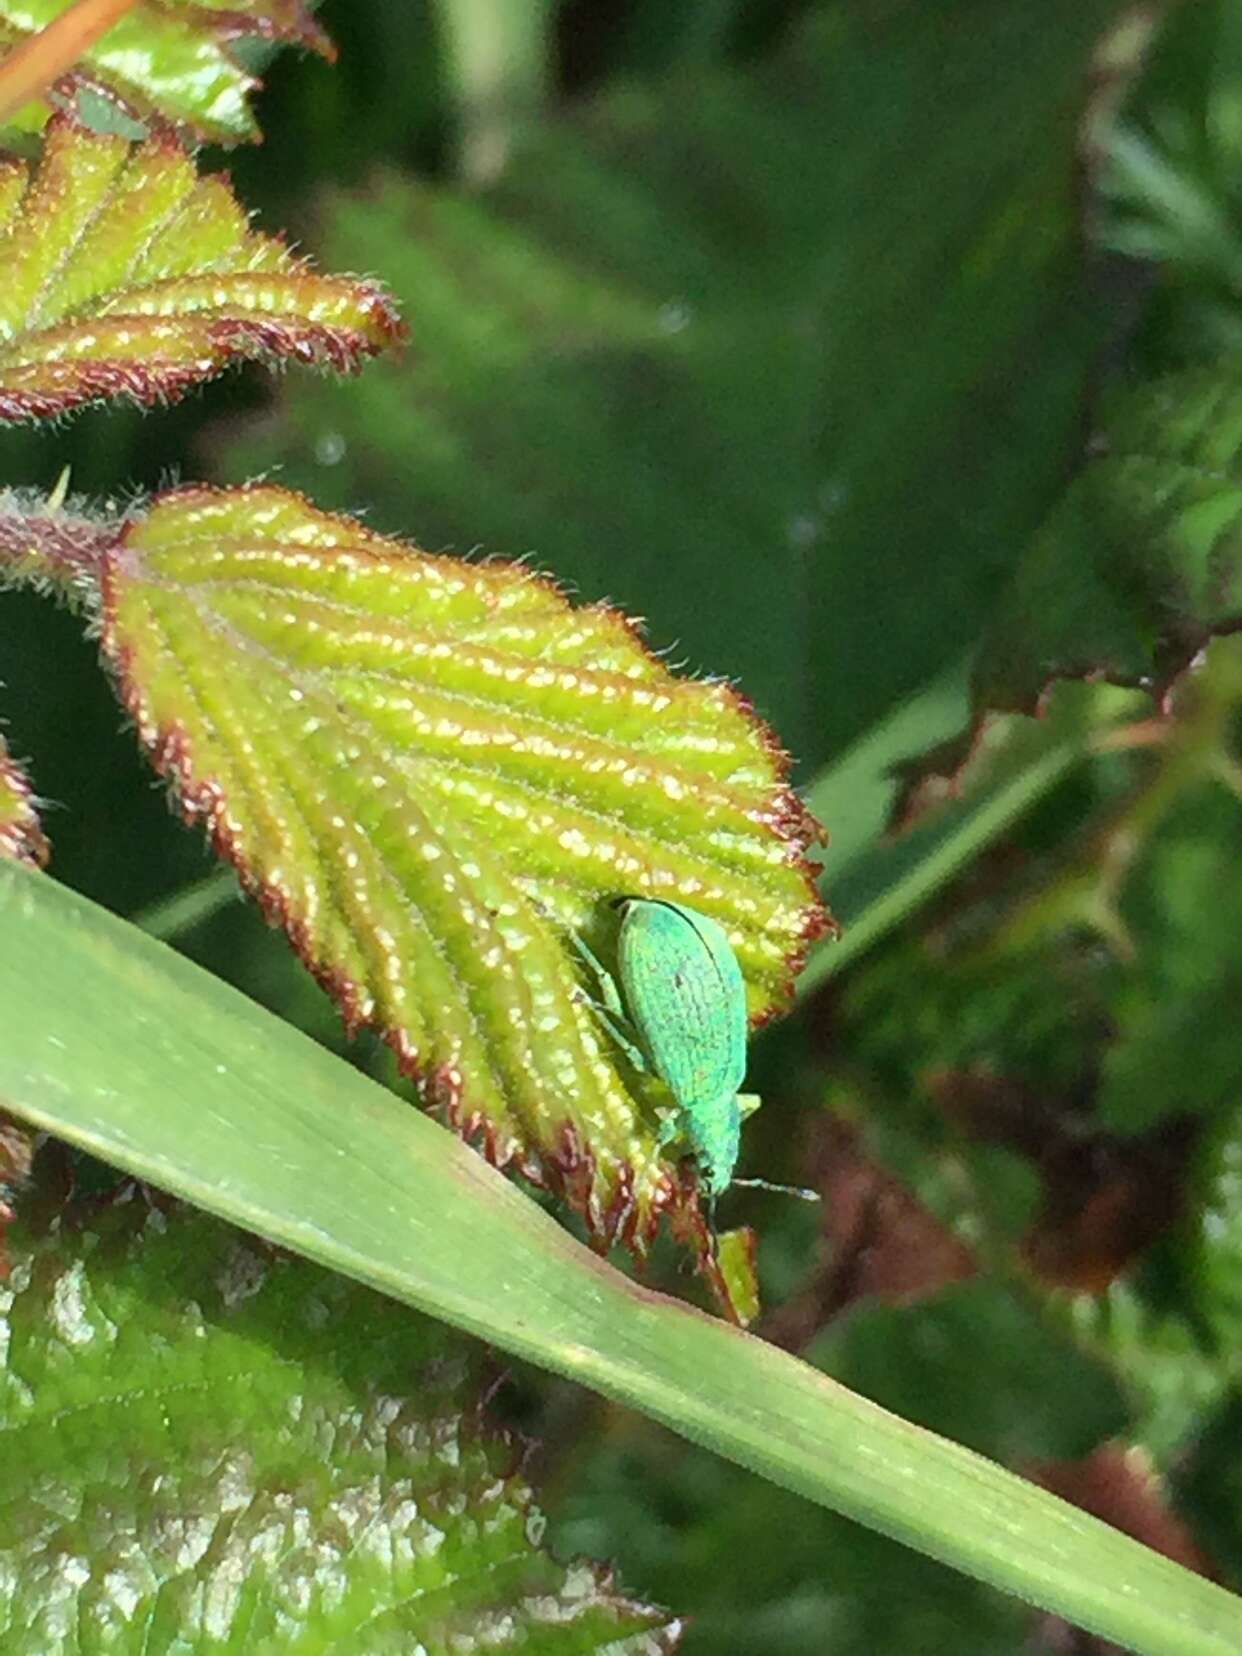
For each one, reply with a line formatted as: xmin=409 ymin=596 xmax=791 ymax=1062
xmin=578 ymin=991 xmax=652 ymax=1074
xmin=565 ymin=928 xmax=627 ymax=1018
xmin=731 ymin=1176 xmax=820 ymax=1201
xmin=564 ymin=929 xmax=654 ymax=1070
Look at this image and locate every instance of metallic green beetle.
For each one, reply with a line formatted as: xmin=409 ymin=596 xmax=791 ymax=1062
xmin=571 ymin=898 xmax=816 ymax=1207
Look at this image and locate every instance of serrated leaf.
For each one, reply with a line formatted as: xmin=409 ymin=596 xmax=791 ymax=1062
xmin=99 ymin=482 xmax=827 ymax=1260
xmin=894 ymin=363 xmax=1242 ymax=803
xmin=0 ymin=112 xmax=404 ymax=424
xmin=163 ymin=0 xmax=330 ymax=51
xmin=0 ymin=734 xmax=46 ymax=866
xmin=977 ymin=366 xmax=1242 ymax=712
xmin=0 ymin=1189 xmax=680 ymax=1654
xmin=0 ymin=0 xmax=333 ymax=145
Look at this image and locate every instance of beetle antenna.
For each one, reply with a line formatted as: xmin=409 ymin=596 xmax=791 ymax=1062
xmin=731 ymin=1177 xmax=820 ymax=1203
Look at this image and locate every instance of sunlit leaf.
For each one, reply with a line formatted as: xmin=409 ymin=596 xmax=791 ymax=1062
xmin=97 ymin=481 xmax=827 ymax=1265
xmin=0 ymin=734 xmax=46 ymax=866
xmin=0 ymin=0 xmax=334 ymax=145
xmin=0 ymin=113 xmax=404 ymax=424
xmin=0 ymin=1187 xmax=681 ymax=1653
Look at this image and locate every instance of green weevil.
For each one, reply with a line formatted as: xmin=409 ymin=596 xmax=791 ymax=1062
xmin=570 ymin=897 xmax=817 ymax=1210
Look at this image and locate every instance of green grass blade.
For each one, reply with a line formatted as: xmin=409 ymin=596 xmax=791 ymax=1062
xmin=2 ymin=864 xmax=1241 ymax=1655
xmin=798 ymin=679 xmax=1147 ymax=993
xmin=803 ymin=738 xmax=1082 ymax=992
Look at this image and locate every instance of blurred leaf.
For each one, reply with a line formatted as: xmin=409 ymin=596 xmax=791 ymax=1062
xmin=1097 ymin=782 xmax=1242 ymax=1134
xmin=603 ymin=0 xmax=752 ymax=73
xmin=230 ymin=0 xmax=1122 ymax=769
xmin=553 ymin=1429 xmax=1033 ymax=1656
xmin=978 ymin=365 xmax=1242 ymax=713
xmin=0 ymin=733 xmax=46 ymax=865
xmin=0 ymin=1112 xmax=33 ymax=1277
xmin=1099 ymin=0 xmax=1242 ymax=361
xmin=98 ymin=482 xmax=826 ymax=1261
xmin=4 ymin=867 xmax=1242 ymax=1653
xmin=1185 ymin=1094 xmax=1242 ymax=1353
xmin=0 ymin=114 xmax=404 ymax=425
xmin=897 ymin=364 xmax=1242 ymax=801
xmin=811 ymin=1280 xmax=1128 ymax=1467
xmin=822 ymin=699 xmax=1242 ymax=1291
xmin=0 ymin=1190 xmax=681 ymax=1653
xmin=0 ymin=0 xmax=333 ymax=144
xmin=761 ymin=1118 xmax=978 ymax=1354
xmin=1062 ymin=1273 xmax=1228 ymax=1465
xmin=1176 ymin=1392 xmax=1242 ymax=1588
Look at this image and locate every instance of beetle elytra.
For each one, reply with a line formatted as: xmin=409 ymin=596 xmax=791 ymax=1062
xmin=570 ymin=898 xmax=817 ymax=1209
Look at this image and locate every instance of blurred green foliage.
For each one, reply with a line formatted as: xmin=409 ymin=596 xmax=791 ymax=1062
xmin=8 ymin=0 xmax=1242 ymax=1648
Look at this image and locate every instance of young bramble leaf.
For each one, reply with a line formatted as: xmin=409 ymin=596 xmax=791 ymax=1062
xmin=0 ymin=736 xmax=47 ymax=867
xmin=0 ymin=112 xmax=404 ymax=424
xmin=100 ymin=482 xmax=828 ymax=1263
xmin=0 ymin=1189 xmax=681 ymax=1653
xmin=0 ymin=0 xmax=333 ymax=145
